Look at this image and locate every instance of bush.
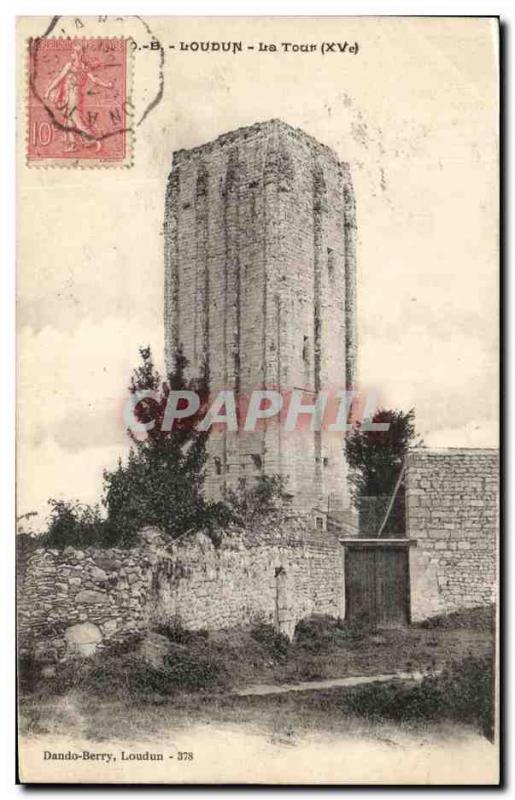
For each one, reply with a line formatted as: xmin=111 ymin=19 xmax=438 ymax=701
xmin=293 ymin=614 xmax=370 ymax=653
xmin=294 ymin=615 xmax=343 ymax=653
xmin=102 ymin=346 xmax=232 ymax=547
xmin=417 ymin=605 xmax=495 ymax=632
xmin=440 ymin=655 xmax=495 ymax=740
xmin=17 ymin=534 xmax=41 ymax=576
xmin=337 ymin=655 xmax=495 ymax=740
xmin=18 ymin=653 xmax=40 ymax=695
xmin=83 ymin=654 xmax=175 ymax=697
xmin=162 ymin=652 xmax=228 ymax=692
xmin=250 ymin=623 xmax=290 ymax=661
xmin=26 ymin=657 xmax=93 ymax=696
xmin=153 ymin=619 xmax=208 ymax=646
xmin=37 ymin=647 xmax=229 ymax=699
xmin=42 ymin=499 xmax=108 ymax=550
xmin=101 ymin=633 xmax=145 ymax=658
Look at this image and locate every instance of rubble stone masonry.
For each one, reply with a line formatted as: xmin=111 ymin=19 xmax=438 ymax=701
xmin=164 ymin=120 xmax=357 ymax=519
xmin=406 ymin=448 xmax=498 ymax=621
xmin=18 ymin=520 xmax=344 ymax=661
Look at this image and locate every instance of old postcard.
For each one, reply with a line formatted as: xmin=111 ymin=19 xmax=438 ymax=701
xmin=16 ymin=15 xmax=500 ymax=784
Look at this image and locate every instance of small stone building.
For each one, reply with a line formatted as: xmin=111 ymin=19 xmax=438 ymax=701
xmin=406 ymin=447 xmax=498 ymax=621
xmin=340 ymin=447 xmax=498 ymax=627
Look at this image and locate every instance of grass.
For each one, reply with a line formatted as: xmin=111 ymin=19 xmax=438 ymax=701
xmin=19 ymin=655 xmax=494 ymax=744
xmin=19 ymin=608 xmax=496 ymax=742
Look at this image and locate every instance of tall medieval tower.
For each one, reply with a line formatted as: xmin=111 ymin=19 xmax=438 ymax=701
xmin=164 ymin=120 xmax=357 ymax=522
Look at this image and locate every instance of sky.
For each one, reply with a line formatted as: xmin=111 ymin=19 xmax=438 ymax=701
xmin=17 ymin=16 xmax=499 ymax=530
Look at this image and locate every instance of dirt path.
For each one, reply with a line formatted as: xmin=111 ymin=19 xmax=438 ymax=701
xmin=234 ymin=669 xmax=436 ymax=697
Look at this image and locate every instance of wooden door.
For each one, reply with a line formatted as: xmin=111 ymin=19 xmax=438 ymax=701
xmin=345 ymin=548 xmax=377 ymax=626
xmin=345 ymin=546 xmax=409 ymax=628
xmin=374 ymin=548 xmax=409 ymax=627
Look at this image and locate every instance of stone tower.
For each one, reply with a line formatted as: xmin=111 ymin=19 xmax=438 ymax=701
xmin=164 ymin=120 xmax=357 ymax=521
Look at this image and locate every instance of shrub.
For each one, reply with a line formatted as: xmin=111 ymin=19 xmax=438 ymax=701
xmin=17 ymin=534 xmax=41 ymax=578
xmin=18 ymin=653 xmax=39 ymax=695
xmin=293 ymin=614 xmax=369 ymax=653
xmin=294 ymin=615 xmax=342 ymax=652
xmin=42 ymin=499 xmax=107 ymax=550
xmin=337 ymin=655 xmax=495 ymax=740
xmin=101 ymin=633 xmax=145 ymax=658
xmin=83 ymin=654 xmax=174 ymax=697
xmin=250 ymin=623 xmax=290 ymax=661
xmin=23 ymin=656 xmax=93 ymax=697
xmin=153 ymin=619 xmax=208 ymax=646
xmin=30 ymin=636 xmax=230 ymax=699
xmin=162 ymin=651 xmax=229 ymax=692
xmin=345 ymin=408 xmax=421 ymax=535
xmin=417 ymin=605 xmax=495 ymax=632
xmin=439 ymin=655 xmax=495 ymax=740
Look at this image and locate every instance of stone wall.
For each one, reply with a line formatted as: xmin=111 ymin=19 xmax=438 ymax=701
xmin=152 ymin=523 xmax=344 ymax=638
xmin=18 ymin=521 xmax=344 ymax=660
xmin=18 ymin=541 xmax=156 ymax=661
xmin=164 ymin=120 xmax=357 ymax=519
xmin=406 ymin=448 xmax=498 ymax=621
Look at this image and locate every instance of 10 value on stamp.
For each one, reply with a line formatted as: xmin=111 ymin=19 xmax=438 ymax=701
xmin=27 ymin=37 xmax=132 ymax=167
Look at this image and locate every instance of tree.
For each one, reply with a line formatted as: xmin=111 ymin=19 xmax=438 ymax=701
xmin=102 ymin=346 xmax=230 ymax=546
xmin=345 ymin=408 xmax=421 ymax=536
xmin=225 ymin=474 xmax=291 ymax=525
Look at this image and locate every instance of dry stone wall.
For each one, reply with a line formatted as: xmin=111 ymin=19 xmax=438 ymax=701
xmin=18 ymin=521 xmax=344 ymax=661
xmin=152 ymin=522 xmax=344 ymax=638
xmin=406 ymin=448 xmax=498 ymax=621
xmin=18 ymin=542 xmax=155 ymax=662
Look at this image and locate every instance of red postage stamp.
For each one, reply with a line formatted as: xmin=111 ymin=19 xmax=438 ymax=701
xmin=27 ymin=37 xmax=131 ymax=166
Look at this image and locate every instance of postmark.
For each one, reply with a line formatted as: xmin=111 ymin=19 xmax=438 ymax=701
xmin=27 ymin=37 xmax=132 ymax=167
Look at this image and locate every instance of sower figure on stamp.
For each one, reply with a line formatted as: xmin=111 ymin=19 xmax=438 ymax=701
xmin=44 ymin=41 xmax=113 ymax=153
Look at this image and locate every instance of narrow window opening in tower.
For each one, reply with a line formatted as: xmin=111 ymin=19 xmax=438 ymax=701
xmin=327 ymin=247 xmax=335 ymax=281
xmin=323 ymin=457 xmax=329 ymax=467
xmin=214 ymin=457 xmax=222 ymax=476
xmin=250 ymin=453 xmax=262 ymax=470
xmin=302 ymin=335 xmax=310 ymax=365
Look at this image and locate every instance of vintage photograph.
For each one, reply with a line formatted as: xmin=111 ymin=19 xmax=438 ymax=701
xmin=16 ymin=15 xmax=499 ymax=784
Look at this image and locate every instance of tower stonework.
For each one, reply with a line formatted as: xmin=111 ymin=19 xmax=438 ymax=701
xmin=164 ymin=120 xmax=357 ymax=520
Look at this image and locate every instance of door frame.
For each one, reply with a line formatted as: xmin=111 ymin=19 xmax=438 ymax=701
xmin=340 ymin=538 xmax=417 ymax=627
